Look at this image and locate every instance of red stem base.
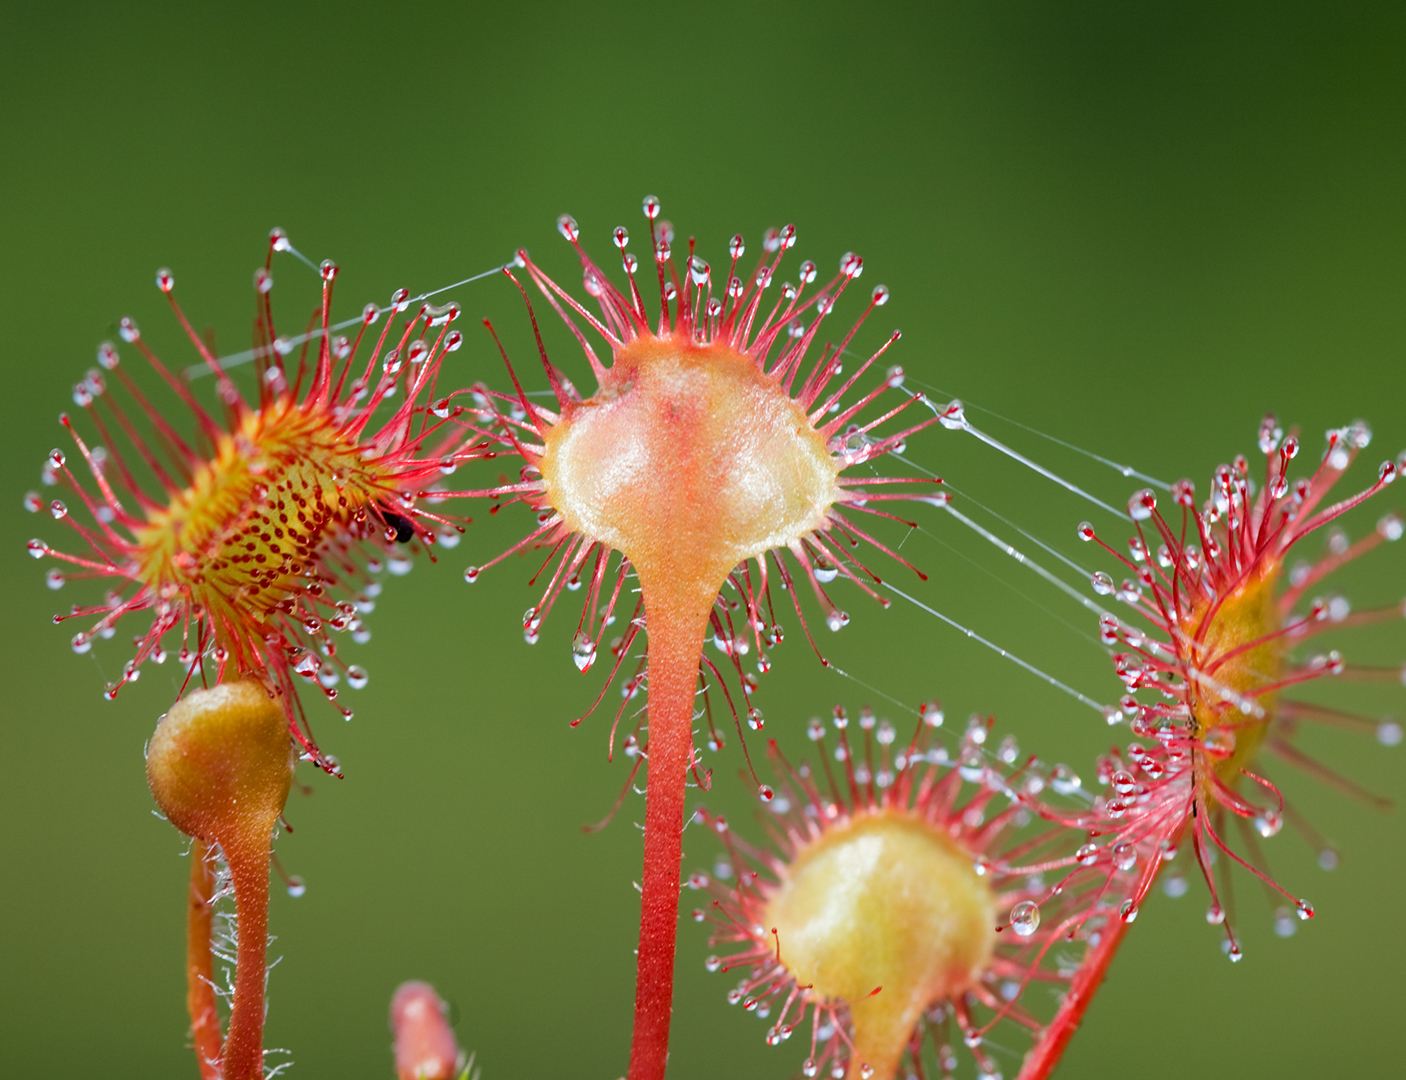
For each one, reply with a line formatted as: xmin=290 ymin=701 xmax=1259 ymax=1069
xmin=626 ymin=604 xmax=708 ymax=1080
xmin=186 ymin=840 xmax=223 ymax=1080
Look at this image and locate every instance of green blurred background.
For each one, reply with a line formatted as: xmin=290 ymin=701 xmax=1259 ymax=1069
xmin=2 ymin=2 xmax=1403 ymax=1077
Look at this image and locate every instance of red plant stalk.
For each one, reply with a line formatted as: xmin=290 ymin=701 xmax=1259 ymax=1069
xmin=222 ymin=841 xmax=275 ymax=1080
xmin=180 ymin=832 xmax=278 ymax=1080
xmin=186 ymin=840 xmax=222 ymax=1080
xmin=628 ymin=595 xmax=710 ymax=1079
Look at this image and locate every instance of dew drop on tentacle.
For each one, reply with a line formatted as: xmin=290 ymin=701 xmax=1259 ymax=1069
xmin=1128 ymin=488 xmax=1156 ymax=520
xmin=571 ymin=632 xmax=597 ymax=672
xmin=1009 ymin=900 xmax=1040 ymax=937
xmin=1255 ymin=809 xmax=1283 ymax=838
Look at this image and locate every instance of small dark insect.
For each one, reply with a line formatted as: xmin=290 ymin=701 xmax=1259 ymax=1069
xmin=379 ymin=507 xmax=417 ymax=544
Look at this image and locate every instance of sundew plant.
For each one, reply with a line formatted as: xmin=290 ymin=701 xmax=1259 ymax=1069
xmin=24 ymin=202 xmax=1404 ymax=1080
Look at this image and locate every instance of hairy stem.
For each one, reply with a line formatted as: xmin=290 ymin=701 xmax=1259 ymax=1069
xmin=1016 ymin=917 xmax=1129 ymax=1080
xmin=186 ymin=839 xmax=223 ymax=1080
xmin=627 ymin=595 xmax=710 ymax=1080
xmin=222 ymin=838 xmax=272 ymax=1080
